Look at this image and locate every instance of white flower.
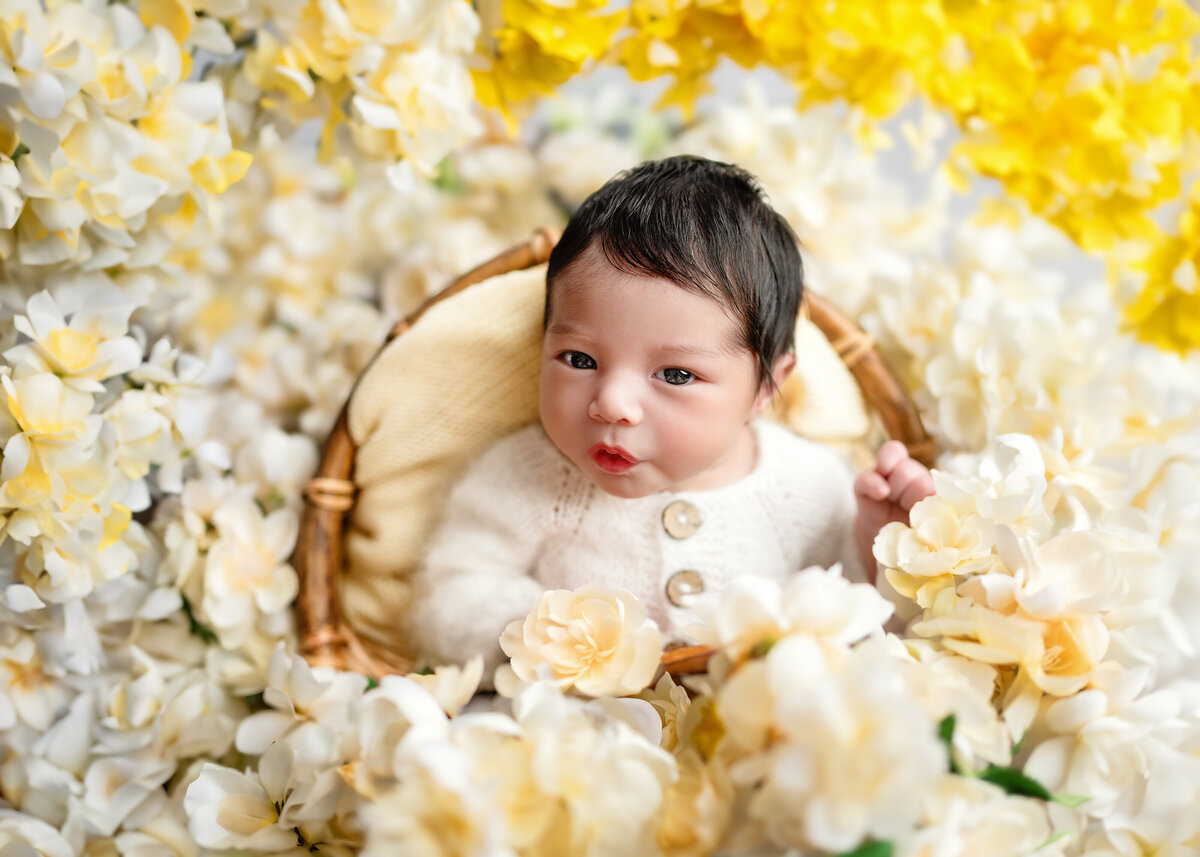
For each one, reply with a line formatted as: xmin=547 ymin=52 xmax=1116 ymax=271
xmin=183 ymin=748 xmax=301 ymax=852
xmin=687 ymin=567 xmax=894 ymax=662
xmin=0 ymin=626 xmax=72 ymax=732
xmin=1023 ymin=666 xmax=1200 ymax=839
xmin=360 ymin=758 xmax=511 ymax=857
xmin=21 ymin=518 xmax=138 ymax=604
xmin=96 ymin=660 xmax=245 ymax=762
xmin=875 ymin=495 xmax=997 ymax=609
xmin=498 ymin=586 xmax=663 ymax=698
xmin=234 ymin=645 xmax=368 ymax=778
xmin=347 ymin=675 xmax=457 ymax=801
xmin=716 ymin=636 xmax=946 ymax=853
xmin=926 ymin=527 xmax=1122 ymax=700
xmin=637 ymin=673 xmax=693 ymax=753
xmin=407 ymin=656 xmax=484 ymax=717
xmin=937 ymin=434 xmax=1055 ymax=538
xmin=7 ymin=288 xmax=141 ymax=392
xmin=898 ymin=640 xmax=1011 ymax=770
xmin=200 ymin=490 xmax=298 ymax=648
xmin=654 ymin=747 xmax=729 ymax=857
xmin=897 ymin=775 xmax=1057 ymax=857
xmin=0 ymin=154 xmax=25 ymax=229
xmin=104 ymin=387 xmax=179 ymax=482
xmin=0 ymin=807 xmax=75 ymax=857
xmin=0 ymin=0 xmax=246 ymax=270
xmin=503 ymin=683 xmax=677 ymax=856
xmin=351 ymin=47 xmax=483 ymax=175
xmin=0 ymin=370 xmax=101 ymax=509
xmin=74 ymin=753 xmax=174 ymax=838
xmin=232 ymin=427 xmax=318 ymax=506
xmin=539 ymin=128 xmax=640 ymax=210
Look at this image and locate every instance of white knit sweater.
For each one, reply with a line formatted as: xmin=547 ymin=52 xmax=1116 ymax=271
xmin=408 ymin=420 xmax=862 ymax=675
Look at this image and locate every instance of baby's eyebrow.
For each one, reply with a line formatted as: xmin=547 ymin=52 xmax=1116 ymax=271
xmin=545 ymin=321 xmax=581 ymax=336
xmin=659 ymin=342 xmax=726 ymax=359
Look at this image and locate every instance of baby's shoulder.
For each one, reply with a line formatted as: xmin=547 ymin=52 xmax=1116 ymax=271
xmin=755 ymin=420 xmax=855 ymax=482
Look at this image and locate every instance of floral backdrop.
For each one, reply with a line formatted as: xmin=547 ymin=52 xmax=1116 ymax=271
xmin=1 ymin=0 xmax=1198 ymax=855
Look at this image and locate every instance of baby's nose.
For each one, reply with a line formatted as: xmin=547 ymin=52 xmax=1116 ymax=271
xmin=589 ymin=375 xmax=643 ymax=425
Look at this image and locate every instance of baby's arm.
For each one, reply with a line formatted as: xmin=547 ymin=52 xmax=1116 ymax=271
xmin=853 ymin=440 xmax=935 ymax=583
xmin=407 ymin=431 xmax=550 ymax=679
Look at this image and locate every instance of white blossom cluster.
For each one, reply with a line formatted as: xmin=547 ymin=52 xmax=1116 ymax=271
xmin=1 ymin=12 xmax=1198 ymax=852
xmin=0 ymin=0 xmax=247 ymax=275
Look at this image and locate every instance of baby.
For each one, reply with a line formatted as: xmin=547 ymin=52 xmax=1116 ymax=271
xmin=409 ymin=156 xmax=932 ymax=676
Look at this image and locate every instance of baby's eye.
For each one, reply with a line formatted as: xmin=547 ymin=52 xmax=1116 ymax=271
xmin=560 ymin=351 xmax=597 ymax=370
xmin=657 ymin=367 xmax=694 ymax=386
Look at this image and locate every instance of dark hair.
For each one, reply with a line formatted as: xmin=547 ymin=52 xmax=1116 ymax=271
xmin=545 ymin=155 xmax=804 ymax=392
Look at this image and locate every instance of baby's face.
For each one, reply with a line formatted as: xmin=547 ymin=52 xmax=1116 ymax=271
xmin=539 ymin=245 xmax=766 ymax=499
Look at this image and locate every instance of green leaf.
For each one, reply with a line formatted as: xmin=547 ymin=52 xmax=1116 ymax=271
xmin=11 ymin=143 xmax=29 ymax=162
xmin=937 ymin=714 xmax=963 ymax=774
xmin=835 ymin=839 xmax=893 ymax=857
xmin=365 ymin=676 xmax=380 ymax=690
xmin=976 ymin=765 xmax=1052 ymax=800
xmin=937 ymin=713 xmax=956 ymax=744
xmin=180 ymin=594 xmax=218 ymax=645
xmin=1039 ymin=831 xmax=1072 ymax=849
xmin=433 ymin=158 xmax=462 ymax=194
xmin=750 ymin=636 xmax=778 ymax=659
xmin=1051 ymin=793 xmax=1090 ymax=808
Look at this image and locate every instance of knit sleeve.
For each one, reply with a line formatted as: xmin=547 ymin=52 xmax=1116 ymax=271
xmin=805 ymin=447 xmax=864 ymax=582
xmin=407 ymin=426 xmax=557 ymax=681
xmin=763 ymin=425 xmax=865 ymax=583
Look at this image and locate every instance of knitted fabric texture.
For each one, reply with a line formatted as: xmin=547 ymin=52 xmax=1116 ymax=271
xmin=407 ymin=421 xmax=863 ymax=678
xmin=343 ymin=263 xmax=871 ymax=658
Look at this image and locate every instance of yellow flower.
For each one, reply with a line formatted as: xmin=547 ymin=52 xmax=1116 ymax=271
xmin=475 ymin=0 xmax=625 ymax=122
xmin=875 ymin=495 xmax=997 ymax=609
xmin=0 ymin=371 xmax=98 ymax=508
xmin=1126 ymin=185 xmax=1200 ymax=353
xmin=498 ymin=585 xmax=663 ymax=697
xmin=622 ymin=0 xmax=760 ymax=115
xmin=913 ymin=526 xmax=1123 ymax=709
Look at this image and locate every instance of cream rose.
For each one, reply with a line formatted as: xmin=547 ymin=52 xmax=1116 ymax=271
xmin=499 ymin=586 xmax=663 ymax=697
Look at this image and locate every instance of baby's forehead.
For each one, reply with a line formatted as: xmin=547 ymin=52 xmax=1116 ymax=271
xmin=550 ymin=246 xmax=742 ymax=314
xmin=547 ymin=261 xmax=749 ymax=356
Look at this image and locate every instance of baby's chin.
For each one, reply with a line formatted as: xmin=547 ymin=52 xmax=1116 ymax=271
xmin=582 ymin=467 xmax=666 ymax=500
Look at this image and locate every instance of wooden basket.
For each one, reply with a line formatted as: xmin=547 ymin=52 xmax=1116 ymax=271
xmin=292 ymin=228 xmax=933 ymax=680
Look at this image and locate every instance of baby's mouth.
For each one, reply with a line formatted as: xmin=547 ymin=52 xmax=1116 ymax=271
xmin=588 ymin=443 xmax=639 ymax=474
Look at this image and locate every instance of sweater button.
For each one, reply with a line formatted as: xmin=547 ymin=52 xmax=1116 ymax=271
xmin=665 ymin=569 xmax=705 ymax=606
xmin=662 ymin=500 xmax=701 ymax=539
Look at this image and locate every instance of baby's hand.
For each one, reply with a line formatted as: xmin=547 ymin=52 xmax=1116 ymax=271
xmin=854 ymin=440 xmax=934 ymax=538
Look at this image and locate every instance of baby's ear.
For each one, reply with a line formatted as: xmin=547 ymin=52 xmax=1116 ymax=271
xmin=753 ymin=352 xmax=796 ymax=416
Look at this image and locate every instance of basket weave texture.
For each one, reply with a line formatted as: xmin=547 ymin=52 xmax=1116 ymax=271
xmin=293 ymin=229 xmax=932 ymax=679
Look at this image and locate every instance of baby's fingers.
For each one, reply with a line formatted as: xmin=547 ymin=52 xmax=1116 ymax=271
xmin=891 ymin=460 xmax=934 ymax=509
xmin=897 ymin=471 xmax=935 ymax=510
xmin=855 ymin=470 xmax=890 ymax=503
xmin=874 ymin=440 xmax=910 ymax=476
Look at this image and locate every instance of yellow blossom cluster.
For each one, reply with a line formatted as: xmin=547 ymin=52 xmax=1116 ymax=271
xmin=472 ymin=0 xmax=624 ymax=127
xmin=477 ymin=0 xmax=1200 ymax=352
xmin=1128 ymin=181 xmax=1200 ymax=351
